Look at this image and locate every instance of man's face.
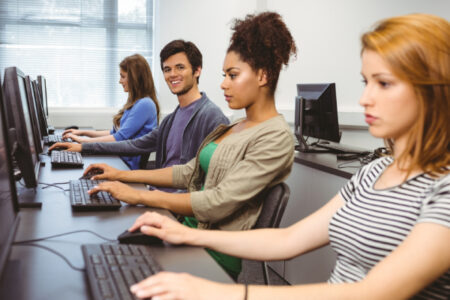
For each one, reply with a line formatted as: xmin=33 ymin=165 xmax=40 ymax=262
xmin=162 ymin=52 xmax=199 ymax=96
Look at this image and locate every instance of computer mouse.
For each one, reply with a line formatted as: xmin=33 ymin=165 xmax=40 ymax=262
xmin=79 ymin=168 xmax=104 ymax=180
xmin=64 ymin=125 xmax=79 ymax=130
xmin=117 ymin=229 xmax=163 ymax=245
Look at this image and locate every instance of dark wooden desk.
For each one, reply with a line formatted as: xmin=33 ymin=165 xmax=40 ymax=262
xmin=1 ymin=151 xmax=232 ymax=300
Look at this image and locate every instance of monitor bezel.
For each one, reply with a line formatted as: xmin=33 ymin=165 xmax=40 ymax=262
xmin=32 ymin=80 xmax=49 ymax=137
xmin=2 ymin=67 xmax=40 ymax=188
xmin=24 ymin=76 xmax=44 ymax=154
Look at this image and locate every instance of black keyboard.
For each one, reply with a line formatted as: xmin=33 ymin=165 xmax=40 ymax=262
xmin=70 ymin=179 xmax=121 ymax=211
xmin=82 ymin=243 xmax=162 ymax=300
xmin=43 ymin=134 xmax=73 ymax=145
xmin=51 ymin=150 xmax=83 ymax=168
xmin=314 ymin=140 xmax=371 ymax=154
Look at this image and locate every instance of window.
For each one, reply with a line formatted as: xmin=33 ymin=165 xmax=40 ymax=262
xmin=0 ymin=0 xmax=154 ymax=108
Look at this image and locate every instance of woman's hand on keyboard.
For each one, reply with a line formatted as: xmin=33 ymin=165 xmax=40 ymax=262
xmin=88 ymin=181 xmax=143 ymax=205
xmin=129 ymin=211 xmax=194 ymax=245
xmin=130 ymin=271 xmax=239 ymax=300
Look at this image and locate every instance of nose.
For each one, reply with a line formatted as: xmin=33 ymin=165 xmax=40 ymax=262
xmin=359 ymin=82 xmax=374 ymax=108
xmin=220 ymin=76 xmax=228 ymax=90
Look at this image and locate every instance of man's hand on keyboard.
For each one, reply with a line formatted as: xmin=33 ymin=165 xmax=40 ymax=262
xmin=88 ymin=181 xmax=143 ymax=205
xmin=49 ymin=142 xmax=82 ymax=152
xmin=129 ymin=211 xmax=194 ymax=245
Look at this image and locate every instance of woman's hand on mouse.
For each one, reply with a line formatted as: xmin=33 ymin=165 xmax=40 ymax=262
xmin=88 ymin=181 xmax=144 ymax=205
xmin=62 ymin=132 xmax=89 ymax=143
xmin=49 ymin=142 xmax=82 ymax=152
xmin=129 ymin=212 xmax=195 ymax=245
xmin=84 ymin=163 xmax=122 ymax=181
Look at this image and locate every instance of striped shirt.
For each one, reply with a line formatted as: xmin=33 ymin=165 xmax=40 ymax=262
xmin=329 ymin=157 xmax=450 ymax=299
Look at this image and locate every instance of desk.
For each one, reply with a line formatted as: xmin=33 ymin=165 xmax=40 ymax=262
xmin=269 ymin=128 xmax=384 ymax=284
xmin=1 ymin=150 xmax=232 ymax=300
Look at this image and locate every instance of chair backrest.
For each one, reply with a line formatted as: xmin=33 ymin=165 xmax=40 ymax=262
xmin=138 ymin=153 xmax=151 ymax=169
xmin=253 ymin=182 xmax=290 ymax=229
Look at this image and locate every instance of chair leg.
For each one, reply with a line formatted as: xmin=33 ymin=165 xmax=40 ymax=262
xmin=263 ymin=262 xmax=270 ymax=285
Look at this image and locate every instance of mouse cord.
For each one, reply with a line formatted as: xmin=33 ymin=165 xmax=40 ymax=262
xmin=38 ymin=181 xmax=70 ymax=191
xmin=13 ymin=229 xmax=116 ymax=244
xmin=13 ymin=243 xmax=85 ymax=272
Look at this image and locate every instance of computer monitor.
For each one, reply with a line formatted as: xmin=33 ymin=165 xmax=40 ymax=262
xmin=31 ymin=80 xmax=49 ymax=136
xmin=0 ymin=73 xmax=20 ymax=282
xmin=294 ymin=83 xmax=340 ymax=152
xmin=2 ymin=67 xmax=40 ymax=188
xmin=24 ymin=76 xmax=44 ymax=154
xmin=37 ymin=75 xmax=48 ymax=117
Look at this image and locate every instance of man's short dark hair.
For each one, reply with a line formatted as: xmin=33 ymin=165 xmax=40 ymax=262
xmin=160 ymin=40 xmax=203 ymax=83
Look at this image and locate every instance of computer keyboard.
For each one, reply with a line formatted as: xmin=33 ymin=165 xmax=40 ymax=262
xmin=43 ymin=134 xmax=73 ymax=145
xmin=70 ymin=179 xmax=121 ymax=211
xmin=314 ymin=140 xmax=371 ymax=154
xmin=51 ymin=150 xmax=83 ymax=168
xmin=82 ymin=243 xmax=162 ymax=300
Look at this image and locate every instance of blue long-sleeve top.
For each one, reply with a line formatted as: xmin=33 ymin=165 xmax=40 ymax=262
xmin=110 ymin=97 xmax=157 ymax=169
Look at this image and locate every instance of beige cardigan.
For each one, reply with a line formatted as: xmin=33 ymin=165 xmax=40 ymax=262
xmin=172 ymin=115 xmax=294 ymax=231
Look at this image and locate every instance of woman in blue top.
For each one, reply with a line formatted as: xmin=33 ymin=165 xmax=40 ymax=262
xmin=63 ymin=54 xmax=160 ymax=169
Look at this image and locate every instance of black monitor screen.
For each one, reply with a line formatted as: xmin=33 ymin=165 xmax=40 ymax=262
xmin=2 ymin=67 xmax=40 ymax=188
xmin=295 ymin=83 xmax=340 ymax=145
xmin=37 ymin=76 xmax=48 ymax=117
xmin=0 ymin=73 xmax=20 ymax=280
xmin=32 ymin=80 xmax=49 ymax=136
xmin=24 ymin=76 xmax=43 ymax=154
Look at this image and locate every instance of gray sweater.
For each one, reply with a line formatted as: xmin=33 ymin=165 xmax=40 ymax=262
xmin=82 ymin=92 xmax=229 ymax=169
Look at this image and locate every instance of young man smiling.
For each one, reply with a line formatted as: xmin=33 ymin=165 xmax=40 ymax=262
xmin=50 ymin=40 xmax=229 ymax=173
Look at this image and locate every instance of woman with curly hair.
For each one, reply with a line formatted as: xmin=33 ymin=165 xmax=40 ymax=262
xmin=127 ymin=13 xmax=450 ymax=299
xmin=86 ymin=12 xmax=297 ymax=278
xmin=62 ymin=54 xmax=160 ymax=169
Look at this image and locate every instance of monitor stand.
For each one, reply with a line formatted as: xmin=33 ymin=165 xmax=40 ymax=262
xmin=16 ymin=184 xmax=41 ymax=208
xmin=295 ymin=134 xmax=333 ymax=153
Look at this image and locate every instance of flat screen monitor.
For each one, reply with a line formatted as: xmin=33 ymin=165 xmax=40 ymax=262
xmin=37 ymin=75 xmax=48 ymax=117
xmin=24 ymin=76 xmax=44 ymax=154
xmin=2 ymin=67 xmax=40 ymax=188
xmin=31 ymin=80 xmax=49 ymax=136
xmin=0 ymin=73 xmax=20 ymax=282
xmin=294 ymin=83 xmax=340 ymax=152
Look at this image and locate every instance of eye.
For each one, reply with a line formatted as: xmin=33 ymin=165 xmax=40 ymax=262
xmin=176 ymin=65 xmax=185 ymax=71
xmin=361 ymin=79 xmax=367 ymax=86
xmin=379 ymin=80 xmax=391 ymax=88
xmin=163 ymin=68 xmax=171 ymax=73
xmin=229 ymin=73 xmax=237 ymax=79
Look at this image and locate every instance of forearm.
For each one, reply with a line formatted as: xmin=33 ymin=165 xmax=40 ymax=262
xmin=82 ymin=134 xmax=116 ymax=143
xmin=139 ymin=190 xmax=193 ymax=216
xmin=117 ymin=167 xmax=174 ymax=186
xmin=81 ymin=130 xmax=110 ymax=137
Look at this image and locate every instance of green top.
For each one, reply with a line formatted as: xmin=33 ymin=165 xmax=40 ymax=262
xmin=184 ymin=141 xmax=242 ymax=279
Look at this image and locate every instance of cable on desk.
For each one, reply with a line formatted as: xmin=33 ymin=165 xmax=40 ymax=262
xmin=13 ymin=229 xmax=116 ymax=244
xmin=39 ymin=181 xmax=70 ymax=191
xmin=13 ymin=243 xmax=85 ymax=272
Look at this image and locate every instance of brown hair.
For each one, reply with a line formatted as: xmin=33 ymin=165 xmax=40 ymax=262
xmin=159 ymin=40 xmax=202 ymax=84
xmin=228 ymin=12 xmax=297 ymax=95
xmin=113 ymin=54 xmax=160 ymax=128
xmin=361 ymin=14 xmax=450 ymax=176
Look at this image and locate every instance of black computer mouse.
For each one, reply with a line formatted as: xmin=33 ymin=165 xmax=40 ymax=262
xmin=64 ymin=125 xmax=79 ymax=130
xmin=117 ymin=229 xmax=163 ymax=245
xmin=79 ymin=168 xmax=104 ymax=180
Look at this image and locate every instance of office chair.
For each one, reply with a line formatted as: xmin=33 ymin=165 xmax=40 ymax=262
xmin=138 ymin=152 xmax=157 ymax=170
xmin=237 ymin=182 xmax=290 ymax=285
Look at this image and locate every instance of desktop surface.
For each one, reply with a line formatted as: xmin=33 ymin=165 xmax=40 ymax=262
xmin=1 ymin=151 xmax=233 ymax=300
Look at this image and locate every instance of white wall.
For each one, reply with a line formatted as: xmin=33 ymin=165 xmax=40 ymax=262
xmin=153 ymin=0 xmax=450 ymax=125
xmin=50 ymin=0 xmax=450 ymax=127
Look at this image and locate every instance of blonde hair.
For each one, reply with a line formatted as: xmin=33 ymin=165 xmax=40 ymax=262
xmin=113 ymin=54 xmax=160 ymax=128
xmin=361 ymin=14 xmax=450 ymax=175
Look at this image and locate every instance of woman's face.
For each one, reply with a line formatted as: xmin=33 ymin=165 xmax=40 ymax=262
xmin=220 ymin=51 xmax=261 ymax=110
xmin=359 ymin=50 xmax=419 ymax=143
xmin=119 ymin=68 xmax=129 ymax=93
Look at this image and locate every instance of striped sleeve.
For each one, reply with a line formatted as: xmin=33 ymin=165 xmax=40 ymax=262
xmin=418 ymin=174 xmax=450 ymax=228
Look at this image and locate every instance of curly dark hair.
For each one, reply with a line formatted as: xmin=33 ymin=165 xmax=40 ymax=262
xmin=228 ymin=12 xmax=297 ymax=94
xmin=160 ymin=39 xmax=203 ymax=84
